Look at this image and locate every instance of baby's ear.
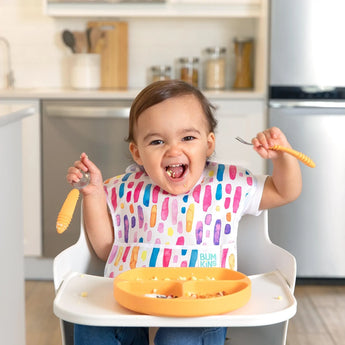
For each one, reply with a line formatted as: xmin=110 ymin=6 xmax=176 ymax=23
xmin=207 ymin=132 xmax=216 ymax=156
xmin=129 ymin=142 xmax=143 ymax=165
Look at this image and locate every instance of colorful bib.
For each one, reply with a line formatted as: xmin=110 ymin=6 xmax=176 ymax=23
xmin=103 ymin=162 xmax=264 ymax=278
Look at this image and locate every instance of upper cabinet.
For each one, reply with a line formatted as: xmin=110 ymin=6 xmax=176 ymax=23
xmin=45 ymin=0 xmax=264 ymax=18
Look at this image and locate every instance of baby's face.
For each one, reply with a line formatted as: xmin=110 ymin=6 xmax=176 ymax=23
xmin=129 ymin=94 xmax=215 ymax=195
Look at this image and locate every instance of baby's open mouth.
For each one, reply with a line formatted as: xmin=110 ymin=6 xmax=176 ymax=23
xmin=166 ymin=164 xmax=187 ymax=179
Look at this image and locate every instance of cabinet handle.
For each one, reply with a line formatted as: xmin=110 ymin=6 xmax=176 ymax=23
xmin=45 ymin=105 xmax=130 ymax=119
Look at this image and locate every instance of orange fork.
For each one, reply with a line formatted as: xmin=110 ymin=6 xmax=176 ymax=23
xmin=235 ymin=136 xmax=316 ymax=168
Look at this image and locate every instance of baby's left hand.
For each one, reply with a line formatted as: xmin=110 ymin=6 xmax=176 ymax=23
xmin=252 ymin=127 xmax=290 ymax=160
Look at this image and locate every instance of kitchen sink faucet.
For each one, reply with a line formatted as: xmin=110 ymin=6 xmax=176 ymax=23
xmin=0 ymin=36 xmax=15 ymax=89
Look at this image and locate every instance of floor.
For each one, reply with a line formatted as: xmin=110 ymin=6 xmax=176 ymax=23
xmin=25 ymin=280 xmax=345 ymax=345
xmin=286 ymin=281 xmax=345 ymax=345
xmin=25 ymin=280 xmax=62 ymax=345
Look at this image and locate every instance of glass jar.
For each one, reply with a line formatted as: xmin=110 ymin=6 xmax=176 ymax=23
xmin=204 ymin=47 xmax=226 ymax=90
xmin=233 ymin=38 xmax=254 ymax=89
xmin=177 ymin=57 xmax=199 ymax=87
xmin=150 ymin=65 xmax=171 ymax=82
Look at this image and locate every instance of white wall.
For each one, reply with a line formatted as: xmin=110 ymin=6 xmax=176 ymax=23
xmin=1 ymin=0 xmax=86 ymax=88
xmin=0 ymin=0 xmax=256 ymax=89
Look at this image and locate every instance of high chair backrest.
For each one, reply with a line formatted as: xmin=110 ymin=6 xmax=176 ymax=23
xmin=237 ymin=210 xmax=296 ymax=290
xmin=53 ymin=212 xmax=104 ymax=292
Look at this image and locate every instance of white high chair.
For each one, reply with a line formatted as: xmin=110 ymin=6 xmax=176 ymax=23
xmin=53 ymin=209 xmax=297 ymax=345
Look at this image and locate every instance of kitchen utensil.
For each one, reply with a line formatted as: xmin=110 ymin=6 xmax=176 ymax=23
xmin=89 ymin=26 xmax=104 ymax=52
xmin=235 ymin=136 xmax=316 ymax=168
xmin=56 ymin=171 xmax=90 ymax=234
xmin=62 ymin=30 xmax=76 ymax=53
xmin=73 ymin=170 xmax=90 ymax=189
xmin=86 ymin=27 xmax=92 ymax=52
xmin=114 ymin=267 xmax=251 ymax=317
xmin=72 ymin=31 xmax=88 ymax=54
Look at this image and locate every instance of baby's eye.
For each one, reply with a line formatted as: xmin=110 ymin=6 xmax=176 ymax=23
xmin=150 ymin=139 xmax=164 ymax=146
xmin=182 ymin=136 xmax=196 ymax=141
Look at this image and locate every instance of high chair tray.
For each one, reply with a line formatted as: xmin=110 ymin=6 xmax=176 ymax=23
xmin=54 ymin=270 xmax=296 ymax=327
xmin=114 ymin=267 xmax=251 ymax=317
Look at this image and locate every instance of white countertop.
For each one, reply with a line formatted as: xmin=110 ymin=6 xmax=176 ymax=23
xmin=0 ymin=104 xmax=36 ymax=127
xmin=0 ymin=88 xmax=141 ymax=100
xmin=0 ymin=88 xmax=265 ymax=101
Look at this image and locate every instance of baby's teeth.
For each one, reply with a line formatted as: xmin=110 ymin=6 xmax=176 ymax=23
xmin=166 ymin=164 xmax=183 ymax=178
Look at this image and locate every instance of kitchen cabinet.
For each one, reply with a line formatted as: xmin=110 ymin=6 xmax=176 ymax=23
xmin=212 ymin=98 xmax=266 ymax=174
xmin=0 ymin=104 xmax=35 ymax=345
xmin=22 ymin=101 xmax=41 ymax=256
xmin=0 ymin=99 xmax=41 ymax=257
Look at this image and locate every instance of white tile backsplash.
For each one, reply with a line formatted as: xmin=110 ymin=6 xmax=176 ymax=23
xmin=0 ymin=0 xmax=255 ymax=89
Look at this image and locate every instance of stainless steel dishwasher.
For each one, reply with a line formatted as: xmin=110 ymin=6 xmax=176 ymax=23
xmin=42 ymin=100 xmax=133 ymax=257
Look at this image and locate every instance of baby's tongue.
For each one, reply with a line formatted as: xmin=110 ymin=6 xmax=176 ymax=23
xmin=167 ymin=165 xmax=184 ymax=178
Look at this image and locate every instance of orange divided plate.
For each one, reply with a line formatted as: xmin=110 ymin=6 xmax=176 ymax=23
xmin=113 ymin=267 xmax=251 ymax=317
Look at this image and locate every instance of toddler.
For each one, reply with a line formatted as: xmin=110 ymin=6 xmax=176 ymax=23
xmin=67 ymin=80 xmax=302 ymax=345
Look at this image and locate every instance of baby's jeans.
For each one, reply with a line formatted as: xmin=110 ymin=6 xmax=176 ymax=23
xmin=74 ymin=325 xmax=149 ymax=345
xmin=74 ymin=324 xmax=227 ymax=345
xmin=155 ymin=327 xmax=227 ymax=345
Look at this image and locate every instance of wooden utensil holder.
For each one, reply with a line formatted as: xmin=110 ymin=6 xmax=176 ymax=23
xmin=87 ymin=21 xmax=128 ymax=89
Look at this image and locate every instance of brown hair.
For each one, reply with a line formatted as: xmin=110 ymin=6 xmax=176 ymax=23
xmin=127 ymin=80 xmax=217 ymax=143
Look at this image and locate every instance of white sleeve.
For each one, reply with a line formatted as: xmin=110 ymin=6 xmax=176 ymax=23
xmin=242 ymin=174 xmax=268 ymax=216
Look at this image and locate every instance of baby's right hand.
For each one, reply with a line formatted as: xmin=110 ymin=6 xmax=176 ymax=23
xmin=66 ymin=153 xmax=104 ymax=196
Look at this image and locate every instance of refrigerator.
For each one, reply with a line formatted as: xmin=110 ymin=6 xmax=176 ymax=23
xmin=268 ymin=0 xmax=345 ymax=277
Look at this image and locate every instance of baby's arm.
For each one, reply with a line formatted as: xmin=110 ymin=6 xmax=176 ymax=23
xmin=66 ymin=153 xmax=114 ymax=261
xmin=252 ymin=127 xmax=302 ymax=210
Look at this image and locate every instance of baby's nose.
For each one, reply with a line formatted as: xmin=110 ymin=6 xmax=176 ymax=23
xmin=166 ymin=142 xmax=182 ymax=156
